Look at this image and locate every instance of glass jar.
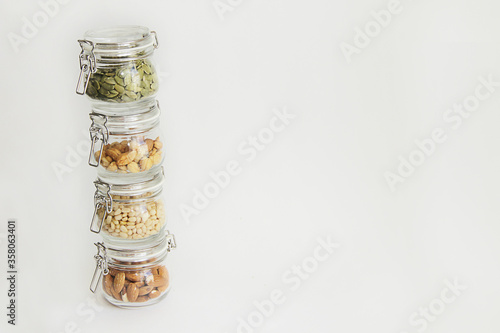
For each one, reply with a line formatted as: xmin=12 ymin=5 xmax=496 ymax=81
xmin=88 ymin=99 xmax=164 ymax=183
xmin=76 ymin=26 xmax=159 ymax=106
xmin=90 ymin=230 xmax=176 ymax=308
xmin=90 ymin=169 xmax=166 ymax=245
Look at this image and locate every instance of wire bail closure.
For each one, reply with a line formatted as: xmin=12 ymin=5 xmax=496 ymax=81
xmin=90 ymin=181 xmax=113 ymax=234
xmin=76 ymin=40 xmax=96 ymax=95
xmin=90 ymin=242 xmax=109 ymax=293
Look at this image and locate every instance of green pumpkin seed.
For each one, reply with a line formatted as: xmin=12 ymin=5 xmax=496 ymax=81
xmin=85 ymin=58 xmax=158 ymax=102
xmin=101 ymin=82 xmax=114 ymax=91
xmin=125 ymin=91 xmax=137 ymax=98
xmin=114 ymin=84 xmax=125 ymax=93
xmin=114 ymin=76 xmax=124 ymax=86
xmin=103 ymin=77 xmax=116 ymax=85
xmin=142 ymin=64 xmax=152 ymax=74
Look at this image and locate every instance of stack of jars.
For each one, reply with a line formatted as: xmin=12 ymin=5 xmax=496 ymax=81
xmin=76 ymin=26 xmax=176 ymax=308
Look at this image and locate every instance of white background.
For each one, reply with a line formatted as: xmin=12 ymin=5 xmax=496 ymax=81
xmin=1 ymin=0 xmax=500 ymax=332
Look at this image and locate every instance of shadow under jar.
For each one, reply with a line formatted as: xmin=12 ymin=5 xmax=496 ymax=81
xmin=76 ymin=26 xmax=159 ymax=106
xmin=90 ymin=231 xmax=176 ymax=308
xmin=88 ymin=99 xmax=164 ymax=184
xmin=90 ymin=169 xmax=166 ymax=245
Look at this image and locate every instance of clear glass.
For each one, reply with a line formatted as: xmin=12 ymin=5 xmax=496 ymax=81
xmin=101 ymin=192 xmax=166 ymax=243
xmin=82 ymin=26 xmax=159 ymax=106
xmin=95 ymin=133 xmax=163 ymax=182
xmin=86 ymin=59 xmax=159 ymax=104
xmin=101 ymin=235 xmax=172 ymax=308
xmin=90 ymin=101 xmax=164 ymax=184
xmin=94 ymin=170 xmax=166 ymax=245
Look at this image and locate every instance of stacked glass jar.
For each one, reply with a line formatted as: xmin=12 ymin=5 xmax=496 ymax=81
xmin=76 ymin=26 xmax=176 ymax=308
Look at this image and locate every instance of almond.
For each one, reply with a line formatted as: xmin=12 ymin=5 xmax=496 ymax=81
xmin=103 ymin=274 xmax=114 ymax=295
xmin=152 ymin=275 xmax=168 ymax=288
xmin=138 ymin=285 xmax=154 ymax=296
xmin=111 ymin=286 xmax=122 ymax=301
xmin=113 ymin=272 xmax=125 ymax=293
xmin=157 ymin=284 xmax=169 ymax=293
xmin=145 ymin=139 xmax=154 ymax=151
xmin=149 ymin=289 xmax=161 ymax=299
xmin=158 ymin=266 xmax=169 ymax=279
xmin=127 ymin=283 xmax=139 ymax=302
xmin=125 ymin=271 xmax=144 ymax=282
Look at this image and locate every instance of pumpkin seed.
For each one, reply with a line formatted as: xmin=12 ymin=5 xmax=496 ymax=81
xmin=85 ymin=59 xmax=159 ymax=102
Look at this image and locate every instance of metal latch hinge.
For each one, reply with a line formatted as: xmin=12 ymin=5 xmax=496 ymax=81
xmin=90 ymin=242 xmax=109 ymax=293
xmin=76 ymin=39 xmax=96 ymax=95
xmin=88 ymin=113 xmax=109 ymax=167
xmin=90 ymin=181 xmax=113 ymax=234
xmin=165 ymin=231 xmax=177 ymax=252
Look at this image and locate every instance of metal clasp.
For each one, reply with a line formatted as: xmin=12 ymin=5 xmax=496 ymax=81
xmin=90 ymin=242 xmax=109 ymax=293
xmin=88 ymin=113 xmax=109 ymax=167
xmin=151 ymin=31 xmax=159 ymax=49
xmin=90 ymin=181 xmax=113 ymax=234
xmin=165 ymin=231 xmax=177 ymax=252
xmin=76 ymin=40 xmax=96 ymax=95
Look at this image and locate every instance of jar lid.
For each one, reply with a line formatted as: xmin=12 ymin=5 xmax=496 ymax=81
xmin=96 ymin=167 xmax=164 ymax=198
xmin=90 ymin=230 xmax=176 ymax=291
xmin=82 ymin=25 xmax=158 ymax=64
xmin=103 ymin=230 xmax=176 ymax=267
xmin=90 ymin=99 xmax=161 ymax=134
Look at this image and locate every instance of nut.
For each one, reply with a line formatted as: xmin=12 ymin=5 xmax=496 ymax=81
xmin=103 ymin=265 xmax=169 ymax=304
xmin=127 ymin=162 xmax=140 ymax=173
xmin=104 ymin=274 xmax=113 ymax=295
xmin=127 ymin=283 xmax=139 ymax=302
xmin=106 ymin=148 xmax=121 ymax=160
xmin=139 ymin=158 xmax=153 ymax=171
xmin=153 ymin=140 xmax=163 ymax=149
xmin=125 ymin=272 xmax=144 ymax=282
xmin=152 ymin=275 xmax=168 ymax=288
xmin=138 ymin=285 xmax=154 ymax=296
xmin=149 ymin=289 xmax=161 ymax=299
xmin=99 ymin=137 xmax=162 ymax=174
xmin=102 ymin=196 xmax=165 ymax=240
xmin=158 ymin=266 xmax=169 ymax=278
xmin=114 ymin=272 xmax=125 ymax=293
xmin=152 ymin=153 xmax=162 ymax=165
xmin=107 ymin=162 xmax=117 ymax=172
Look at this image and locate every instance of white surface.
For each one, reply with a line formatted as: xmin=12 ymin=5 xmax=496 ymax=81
xmin=1 ymin=0 xmax=500 ymax=332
